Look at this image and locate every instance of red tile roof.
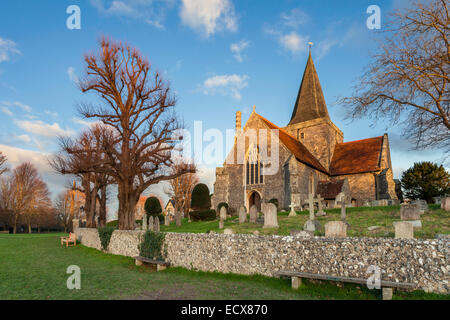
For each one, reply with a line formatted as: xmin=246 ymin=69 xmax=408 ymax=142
xmin=316 ymin=180 xmax=345 ymax=199
xmin=330 ymin=136 xmax=383 ymax=176
xmin=256 ymin=113 xmax=328 ymax=174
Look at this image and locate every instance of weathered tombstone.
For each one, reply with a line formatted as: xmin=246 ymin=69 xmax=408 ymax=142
xmin=288 ymin=203 xmax=297 ymax=217
xmin=441 ymin=197 xmax=450 ymax=211
xmin=142 ymin=214 xmax=148 ymax=231
xmin=219 ymin=219 xmax=224 ymax=229
xmin=154 ymin=217 xmax=160 ymax=232
xmin=263 ymin=203 xmax=279 ymax=229
xmin=316 ymin=194 xmax=326 ymax=216
xmin=290 ymin=230 xmax=312 ymax=238
xmin=223 ymin=228 xmax=234 ymax=234
xmin=249 ymin=205 xmax=258 ymax=223
xmin=340 ymin=200 xmax=347 ymax=221
xmin=238 ymin=206 xmax=247 ymax=223
xmin=394 ymin=221 xmax=414 ymax=239
xmin=411 ymin=200 xmax=428 ymax=213
xmin=148 ymin=216 xmax=154 ymax=231
xmin=325 ymin=221 xmax=347 ymax=237
xmin=304 ymin=193 xmax=320 ymax=232
xmin=164 ymin=214 xmax=170 ymax=226
xmin=400 ymin=203 xmax=421 ymax=220
xmin=220 ymin=206 xmax=227 ymax=221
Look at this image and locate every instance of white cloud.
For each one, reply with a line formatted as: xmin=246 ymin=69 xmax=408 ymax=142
xmin=15 ymin=120 xmax=75 ymax=138
xmin=0 ymin=101 xmax=32 ymax=115
xmin=45 ymin=110 xmax=58 ymax=117
xmin=230 ymin=40 xmax=250 ymax=62
xmin=90 ymin=0 xmax=174 ymax=29
xmin=200 ymin=74 xmax=249 ymax=100
xmin=279 ymin=32 xmax=308 ymax=54
xmin=67 ymin=67 xmax=79 ymax=84
xmin=72 ymin=117 xmax=102 ymax=128
xmin=180 ymin=0 xmax=237 ymax=37
xmin=280 ymin=8 xmax=309 ymax=28
xmin=0 ymin=37 xmax=21 ymax=63
xmin=1 ymin=106 xmax=12 ymax=116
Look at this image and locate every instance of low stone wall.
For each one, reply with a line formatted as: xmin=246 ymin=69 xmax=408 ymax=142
xmin=76 ymin=228 xmax=449 ymax=294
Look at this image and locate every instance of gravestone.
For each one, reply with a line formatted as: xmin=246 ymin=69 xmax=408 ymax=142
xmin=148 ymin=216 xmax=154 ymax=231
xmin=263 ymin=203 xmax=279 ymax=229
xmin=290 ymin=230 xmax=313 ymax=238
xmin=249 ymin=205 xmax=258 ymax=223
xmin=224 ymin=228 xmax=234 ymax=234
xmin=340 ymin=200 xmax=347 ymax=221
xmin=219 ymin=219 xmax=224 ymax=229
xmin=441 ymin=197 xmax=450 ymax=211
xmin=325 ymin=221 xmax=347 ymax=237
xmin=142 ymin=214 xmax=148 ymax=231
xmin=175 ymin=212 xmax=182 ymax=227
xmin=220 ymin=206 xmax=227 ymax=221
xmin=164 ymin=214 xmax=170 ymax=226
xmin=394 ymin=221 xmax=414 ymax=239
xmin=400 ymin=203 xmax=421 ymax=220
xmin=288 ymin=203 xmax=297 ymax=217
xmin=411 ymin=200 xmax=428 ymax=213
xmin=304 ymin=193 xmax=320 ymax=232
xmin=238 ymin=206 xmax=247 ymax=223
xmin=316 ymin=195 xmax=326 ymax=216
xmin=154 ymin=217 xmax=160 ymax=232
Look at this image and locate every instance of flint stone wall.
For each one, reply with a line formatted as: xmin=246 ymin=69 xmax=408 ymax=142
xmin=76 ymin=228 xmax=449 ymax=294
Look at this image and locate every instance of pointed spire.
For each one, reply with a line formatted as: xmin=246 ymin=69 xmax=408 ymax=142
xmin=289 ymin=52 xmax=329 ymax=125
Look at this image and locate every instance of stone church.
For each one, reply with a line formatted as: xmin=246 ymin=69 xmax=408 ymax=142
xmin=211 ymin=52 xmax=397 ymax=213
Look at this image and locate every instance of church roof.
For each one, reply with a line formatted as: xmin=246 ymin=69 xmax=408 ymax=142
xmin=316 ymin=180 xmax=345 ymax=199
xmin=330 ymin=136 xmax=383 ymax=176
xmin=256 ymin=113 xmax=328 ymax=174
xmin=289 ymin=52 xmax=330 ymax=125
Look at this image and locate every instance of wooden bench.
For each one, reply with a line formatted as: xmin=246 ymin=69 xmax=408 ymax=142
xmin=60 ymin=233 xmax=77 ymax=247
xmin=134 ymin=256 xmax=170 ymax=271
xmin=276 ymin=270 xmax=416 ymax=300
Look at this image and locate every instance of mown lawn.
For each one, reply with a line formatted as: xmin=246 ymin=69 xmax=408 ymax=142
xmin=160 ymin=205 xmax=449 ymax=239
xmin=0 ymin=233 xmax=448 ymax=300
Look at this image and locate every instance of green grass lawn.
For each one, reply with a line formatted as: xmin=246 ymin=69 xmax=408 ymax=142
xmin=0 ymin=233 xmax=448 ymax=300
xmin=160 ymin=205 xmax=449 ymax=239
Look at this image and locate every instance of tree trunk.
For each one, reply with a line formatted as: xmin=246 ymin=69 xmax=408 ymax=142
xmin=28 ymin=224 xmax=31 ymax=234
xmin=98 ymin=185 xmax=107 ymax=227
xmin=13 ymin=215 xmax=17 ymax=234
xmin=117 ymin=182 xmax=138 ymax=230
xmin=175 ymin=210 xmax=182 ymax=227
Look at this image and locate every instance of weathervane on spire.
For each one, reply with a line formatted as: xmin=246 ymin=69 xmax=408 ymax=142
xmin=308 ymin=42 xmax=314 ymax=52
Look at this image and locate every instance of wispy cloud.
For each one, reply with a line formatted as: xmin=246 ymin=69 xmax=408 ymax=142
xmin=280 ymin=8 xmax=309 ymax=28
xmin=67 ymin=67 xmax=79 ymax=84
xmin=0 ymin=101 xmax=32 ymax=115
xmin=89 ymin=0 xmax=174 ymax=29
xmin=0 ymin=37 xmax=21 ymax=63
xmin=15 ymin=120 xmax=74 ymax=138
xmin=230 ymin=40 xmax=250 ymax=62
xmin=180 ymin=0 xmax=237 ymax=37
xmin=200 ymin=74 xmax=249 ymax=100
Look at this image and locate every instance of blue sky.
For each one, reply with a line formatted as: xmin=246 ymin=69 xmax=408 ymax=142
xmin=0 ymin=0 xmax=444 ymax=217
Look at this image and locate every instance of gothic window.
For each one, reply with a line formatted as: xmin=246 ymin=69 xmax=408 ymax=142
xmin=246 ymin=144 xmax=264 ymax=185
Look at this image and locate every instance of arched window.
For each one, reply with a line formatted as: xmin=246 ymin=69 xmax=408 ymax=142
xmin=246 ymin=144 xmax=264 ymax=185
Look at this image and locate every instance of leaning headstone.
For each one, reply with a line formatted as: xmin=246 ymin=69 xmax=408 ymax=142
xmin=400 ymin=203 xmax=421 ymax=220
xmin=290 ymin=230 xmax=313 ymax=238
xmin=142 ymin=214 xmax=148 ymax=231
xmin=148 ymin=216 xmax=154 ymax=231
xmin=411 ymin=200 xmax=428 ymax=213
xmin=223 ymin=228 xmax=234 ymax=234
xmin=394 ymin=221 xmax=414 ymax=239
xmin=316 ymin=194 xmax=326 ymax=216
xmin=441 ymin=197 xmax=450 ymax=211
xmin=164 ymin=214 xmax=170 ymax=226
xmin=238 ymin=206 xmax=247 ymax=223
xmin=304 ymin=220 xmax=320 ymax=232
xmin=249 ymin=205 xmax=258 ymax=223
xmin=154 ymin=217 xmax=160 ymax=232
xmin=325 ymin=221 xmax=347 ymax=237
xmin=263 ymin=203 xmax=279 ymax=229
xmin=219 ymin=219 xmax=224 ymax=229
xmin=220 ymin=206 xmax=227 ymax=221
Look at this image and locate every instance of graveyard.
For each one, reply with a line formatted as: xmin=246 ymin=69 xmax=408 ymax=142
xmin=159 ymin=204 xmax=449 ymax=240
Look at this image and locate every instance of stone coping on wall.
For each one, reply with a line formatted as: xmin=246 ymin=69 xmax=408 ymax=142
xmin=75 ymin=228 xmax=449 ymax=294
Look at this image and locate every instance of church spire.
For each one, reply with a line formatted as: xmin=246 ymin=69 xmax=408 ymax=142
xmin=288 ymin=51 xmax=329 ymax=125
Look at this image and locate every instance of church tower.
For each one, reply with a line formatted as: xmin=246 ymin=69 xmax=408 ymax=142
xmin=284 ymin=51 xmax=343 ymax=171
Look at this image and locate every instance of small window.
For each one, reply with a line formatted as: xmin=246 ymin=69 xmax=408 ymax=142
xmin=301 ymin=132 xmax=305 ymax=139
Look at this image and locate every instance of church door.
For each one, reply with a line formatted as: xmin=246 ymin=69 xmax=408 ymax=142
xmin=249 ymin=192 xmax=261 ymax=212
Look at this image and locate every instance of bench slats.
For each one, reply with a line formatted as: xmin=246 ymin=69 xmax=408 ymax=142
xmin=276 ymin=271 xmax=415 ymax=289
xmin=135 ymin=256 xmax=170 ymax=266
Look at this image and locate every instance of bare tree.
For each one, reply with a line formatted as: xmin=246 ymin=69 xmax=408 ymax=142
xmin=339 ymin=0 xmax=449 ymax=152
xmin=55 ymin=190 xmax=81 ymax=232
xmin=165 ymin=159 xmax=198 ymax=226
xmin=77 ymin=38 xmax=193 ymax=230
xmin=0 ymin=151 xmax=7 ymax=177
